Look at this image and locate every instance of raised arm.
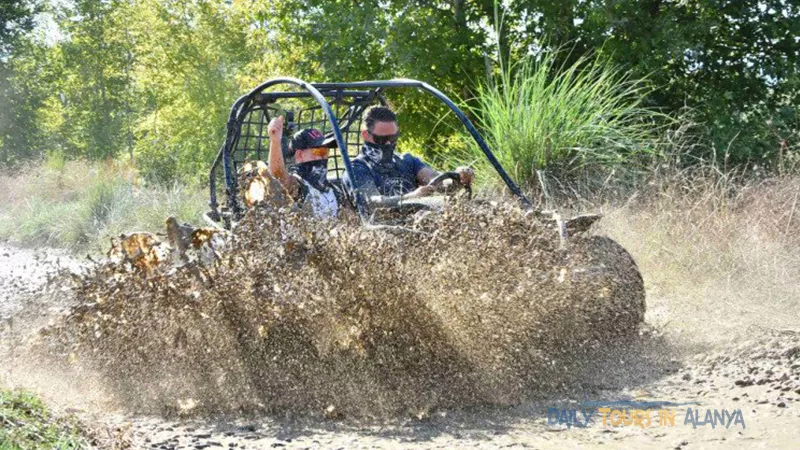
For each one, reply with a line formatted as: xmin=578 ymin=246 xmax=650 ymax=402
xmin=267 ymin=116 xmax=298 ymax=195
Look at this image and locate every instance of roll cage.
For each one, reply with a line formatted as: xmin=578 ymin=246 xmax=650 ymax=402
xmin=207 ymin=78 xmax=532 ymax=227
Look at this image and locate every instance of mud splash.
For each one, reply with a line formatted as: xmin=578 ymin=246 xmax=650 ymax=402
xmin=40 ymin=200 xmax=644 ymax=417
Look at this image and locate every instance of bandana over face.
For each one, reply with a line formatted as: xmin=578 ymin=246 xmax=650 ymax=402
xmin=294 ymin=159 xmax=329 ymax=192
xmin=362 ymin=142 xmax=396 ymax=166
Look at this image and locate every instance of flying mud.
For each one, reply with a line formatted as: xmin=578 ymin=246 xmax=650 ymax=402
xmin=35 ymin=199 xmax=644 ymax=417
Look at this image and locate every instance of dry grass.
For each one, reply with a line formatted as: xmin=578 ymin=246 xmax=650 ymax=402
xmin=4 ymin=158 xmax=797 ymax=349
xmin=0 ymin=160 xmax=207 ymax=252
xmin=596 ymin=169 xmax=800 ymax=345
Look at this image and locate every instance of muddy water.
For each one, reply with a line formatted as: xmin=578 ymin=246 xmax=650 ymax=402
xmin=35 ymin=200 xmax=644 ymax=417
xmin=1 ymin=201 xmax=797 ymax=449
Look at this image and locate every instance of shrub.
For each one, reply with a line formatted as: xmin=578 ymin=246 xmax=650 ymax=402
xmin=462 ymin=48 xmax=670 ymax=194
xmin=0 ymin=388 xmax=93 ymax=449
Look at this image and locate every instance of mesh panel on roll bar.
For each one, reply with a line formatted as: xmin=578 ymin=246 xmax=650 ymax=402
xmin=233 ymin=105 xmax=274 ymax=168
xmin=230 ymin=90 xmax=377 ymax=180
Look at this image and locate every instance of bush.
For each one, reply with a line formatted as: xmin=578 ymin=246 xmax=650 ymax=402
xmin=462 ymin=48 xmax=670 ymax=193
xmin=0 ymin=388 xmax=92 ymax=449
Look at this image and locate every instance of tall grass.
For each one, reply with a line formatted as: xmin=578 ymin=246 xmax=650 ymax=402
xmin=598 ymin=167 xmax=800 ymax=343
xmin=0 ymin=160 xmax=207 ymax=252
xmin=463 ymin=48 xmax=669 ymax=194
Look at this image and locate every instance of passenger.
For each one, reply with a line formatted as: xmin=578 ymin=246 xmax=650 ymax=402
xmin=267 ymin=115 xmax=340 ymax=219
xmin=343 ymin=106 xmax=474 ymax=206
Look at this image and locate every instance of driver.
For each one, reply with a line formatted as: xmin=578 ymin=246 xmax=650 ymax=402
xmin=343 ymin=106 xmax=474 ymax=207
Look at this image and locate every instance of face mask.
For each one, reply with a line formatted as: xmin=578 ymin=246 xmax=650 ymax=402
xmin=362 ymin=142 xmax=396 ymax=166
xmin=294 ymin=159 xmax=329 ymax=191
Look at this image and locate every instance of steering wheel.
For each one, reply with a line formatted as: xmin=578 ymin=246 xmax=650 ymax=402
xmin=375 ymin=171 xmax=472 ymax=213
xmin=427 ymin=171 xmax=472 ymax=198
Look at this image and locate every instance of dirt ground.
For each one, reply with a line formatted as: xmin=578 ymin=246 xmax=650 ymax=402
xmin=1 ymin=243 xmax=798 ymax=449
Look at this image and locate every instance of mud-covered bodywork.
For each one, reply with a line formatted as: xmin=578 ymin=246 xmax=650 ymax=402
xmin=51 ymin=200 xmax=646 ymax=415
xmin=207 ymin=77 xmax=647 ymax=342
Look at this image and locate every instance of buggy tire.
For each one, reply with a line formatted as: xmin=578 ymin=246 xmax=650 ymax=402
xmin=566 ymin=235 xmax=646 ymax=338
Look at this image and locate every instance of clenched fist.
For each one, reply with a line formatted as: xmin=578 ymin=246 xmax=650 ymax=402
xmin=267 ymin=115 xmax=284 ymax=139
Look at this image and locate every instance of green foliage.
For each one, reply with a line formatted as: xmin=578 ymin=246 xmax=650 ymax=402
xmin=464 ymin=49 xmax=666 ymax=187
xmin=529 ymin=0 xmax=799 ymax=165
xmin=0 ymin=1 xmax=46 ymax=166
xmin=0 ymin=388 xmax=91 ymax=449
xmin=1 ymin=0 xmax=798 ymax=179
xmin=0 ymin=0 xmax=40 ymax=57
xmin=3 ymin=0 xmax=248 ymax=182
xmin=0 ymin=161 xmax=207 ymax=251
xmin=241 ymin=0 xmax=490 ymax=155
xmin=131 ymin=0 xmax=249 ymax=183
xmin=47 ymin=0 xmax=135 ymax=160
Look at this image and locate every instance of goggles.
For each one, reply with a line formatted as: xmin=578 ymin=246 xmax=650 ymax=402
xmin=368 ymin=131 xmax=401 ymax=144
xmin=296 ymin=146 xmax=330 ymax=158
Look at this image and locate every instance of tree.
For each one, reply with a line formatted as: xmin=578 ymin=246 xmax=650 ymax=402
xmin=0 ymin=0 xmax=44 ymax=165
xmin=4 ymin=0 xmax=797 ymax=176
xmin=240 ymin=0 xmax=491 ymax=157
xmin=0 ymin=0 xmax=39 ymax=57
xmin=130 ymin=0 xmax=249 ymax=182
xmin=47 ymin=0 xmax=135 ymax=160
xmin=507 ymin=0 xmax=800 ymax=164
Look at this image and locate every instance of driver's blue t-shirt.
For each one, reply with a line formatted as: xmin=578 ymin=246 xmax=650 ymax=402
xmin=344 ymin=152 xmax=430 ymax=196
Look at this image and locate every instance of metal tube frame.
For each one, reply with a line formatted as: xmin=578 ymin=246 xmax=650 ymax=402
xmin=209 ymin=78 xmax=533 ymax=224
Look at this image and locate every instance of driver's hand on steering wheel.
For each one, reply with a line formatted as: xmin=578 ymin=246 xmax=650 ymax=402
xmin=406 ymin=185 xmax=436 ymax=199
xmin=455 ymin=166 xmax=475 ymax=187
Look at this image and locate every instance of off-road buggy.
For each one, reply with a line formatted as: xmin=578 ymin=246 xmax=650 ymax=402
xmin=205 ymin=78 xmax=535 ymax=225
xmin=200 ymin=77 xmax=645 ymax=333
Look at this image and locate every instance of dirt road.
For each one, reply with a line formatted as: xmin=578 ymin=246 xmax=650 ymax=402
xmin=1 ymin=243 xmax=798 ymax=449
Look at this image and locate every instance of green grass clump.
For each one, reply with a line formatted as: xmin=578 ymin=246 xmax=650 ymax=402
xmin=0 ymin=160 xmax=208 ymax=252
xmin=0 ymin=388 xmax=92 ymax=449
xmin=463 ymin=48 xmax=669 ymax=190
